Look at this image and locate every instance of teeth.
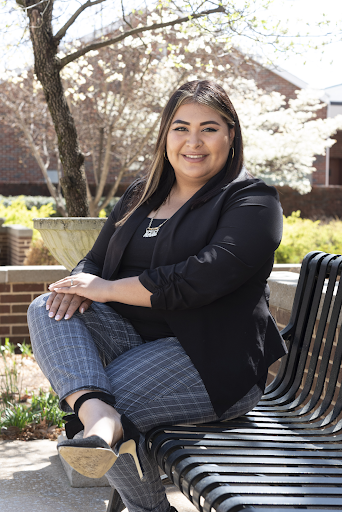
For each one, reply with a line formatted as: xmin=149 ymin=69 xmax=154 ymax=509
xmin=184 ymin=155 xmax=205 ymax=159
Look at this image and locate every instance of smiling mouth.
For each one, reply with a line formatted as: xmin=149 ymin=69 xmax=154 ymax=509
xmin=183 ymin=154 xmax=207 ymax=159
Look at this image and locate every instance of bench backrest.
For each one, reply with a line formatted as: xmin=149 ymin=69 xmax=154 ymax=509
xmin=265 ymin=251 xmax=342 ymax=428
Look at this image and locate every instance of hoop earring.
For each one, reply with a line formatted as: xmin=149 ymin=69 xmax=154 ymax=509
xmin=164 ymin=150 xmax=168 ymax=160
xmin=231 ymin=147 xmax=234 ymax=159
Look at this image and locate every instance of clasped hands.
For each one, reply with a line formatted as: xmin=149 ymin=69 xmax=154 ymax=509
xmin=47 ymin=273 xmax=112 ymax=321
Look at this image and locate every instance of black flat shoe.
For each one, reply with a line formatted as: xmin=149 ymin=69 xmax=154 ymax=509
xmin=58 ymin=391 xmax=145 ymax=480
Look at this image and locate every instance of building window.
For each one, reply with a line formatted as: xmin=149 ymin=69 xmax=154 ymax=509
xmin=46 ymin=170 xmax=59 ymax=184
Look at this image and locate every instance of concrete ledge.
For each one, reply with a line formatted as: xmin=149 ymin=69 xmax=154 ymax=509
xmin=7 ymin=224 xmax=33 ymax=237
xmin=0 ymin=265 xmax=69 ymax=283
xmin=268 ymin=270 xmax=342 ymax=326
xmin=0 ymin=263 xmax=301 ymax=286
xmin=268 ymin=271 xmax=299 ymax=312
xmin=273 ymin=263 xmax=301 ymax=273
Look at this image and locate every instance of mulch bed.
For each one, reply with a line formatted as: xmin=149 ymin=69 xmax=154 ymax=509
xmin=0 ymin=419 xmax=63 ymax=441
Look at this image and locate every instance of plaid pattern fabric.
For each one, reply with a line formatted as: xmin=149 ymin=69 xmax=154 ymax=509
xmin=28 ymin=294 xmax=263 ymax=512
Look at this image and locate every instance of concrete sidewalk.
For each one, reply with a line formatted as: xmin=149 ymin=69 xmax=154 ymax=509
xmin=0 ymin=439 xmax=197 ymax=512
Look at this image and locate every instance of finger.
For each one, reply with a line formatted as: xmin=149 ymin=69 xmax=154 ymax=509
xmin=49 ymin=277 xmax=71 ymax=289
xmin=51 ymin=294 xmax=75 ymax=321
xmin=50 ymin=285 xmax=77 ymax=294
xmin=79 ymin=299 xmax=92 ymax=314
xmin=46 ymin=291 xmax=58 ymax=311
xmin=64 ymin=295 xmax=84 ymax=320
xmin=48 ymin=293 xmax=65 ymax=318
xmin=55 ymin=294 xmax=80 ymax=320
xmin=49 ymin=276 xmax=78 ymax=291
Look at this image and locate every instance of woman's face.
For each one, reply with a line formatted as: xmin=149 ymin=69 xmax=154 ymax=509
xmin=166 ymin=102 xmax=235 ymax=189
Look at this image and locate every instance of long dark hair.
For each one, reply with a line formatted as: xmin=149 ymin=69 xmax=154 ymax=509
xmin=117 ymin=80 xmax=244 ymax=225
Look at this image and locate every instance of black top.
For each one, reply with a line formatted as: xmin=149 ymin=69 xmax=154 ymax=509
xmin=109 ymin=218 xmax=175 ymax=340
xmin=71 ymin=169 xmax=287 ymax=417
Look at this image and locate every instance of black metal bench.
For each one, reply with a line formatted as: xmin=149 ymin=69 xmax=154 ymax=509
xmin=108 ymin=251 xmax=342 ymax=512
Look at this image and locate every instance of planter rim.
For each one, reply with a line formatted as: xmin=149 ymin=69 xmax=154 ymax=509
xmin=33 ymin=217 xmax=107 ymax=231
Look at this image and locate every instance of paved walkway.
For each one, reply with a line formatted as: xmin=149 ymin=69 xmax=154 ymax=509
xmin=0 ymin=439 xmax=197 ymax=512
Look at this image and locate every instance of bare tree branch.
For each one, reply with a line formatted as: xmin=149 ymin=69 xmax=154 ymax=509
xmin=97 ymin=165 xmax=126 ymax=214
xmin=121 ymin=0 xmax=133 ymax=29
xmin=54 ymin=0 xmax=107 ymax=41
xmin=10 ymin=102 xmax=67 ymax=215
xmin=96 ymin=113 xmax=162 ymax=215
xmin=93 ymin=122 xmax=114 ymax=205
xmin=95 ymin=126 xmax=104 ymax=185
xmin=85 ymin=177 xmax=95 ymax=215
xmin=58 ymin=6 xmax=224 ymax=69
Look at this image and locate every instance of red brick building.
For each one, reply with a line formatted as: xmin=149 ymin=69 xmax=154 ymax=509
xmin=0 ymin=60 xmax=340 ymax=196
xmin=324 ymin=84 xmax=342 ymax=185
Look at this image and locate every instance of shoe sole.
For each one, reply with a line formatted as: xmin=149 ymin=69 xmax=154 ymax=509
xmin=59 ymin=446 xmax=117 ymax=479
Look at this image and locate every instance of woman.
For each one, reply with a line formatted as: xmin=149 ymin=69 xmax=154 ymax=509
xmin=28 ymin=80 xmax=286 ymax=512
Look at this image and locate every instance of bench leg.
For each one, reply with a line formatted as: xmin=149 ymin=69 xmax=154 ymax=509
xmin=107 ymin=488 xmax=125 ymax=512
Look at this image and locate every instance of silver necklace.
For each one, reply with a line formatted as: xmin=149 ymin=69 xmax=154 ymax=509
xmin=143 ymin=205 xmax=169 ymax=238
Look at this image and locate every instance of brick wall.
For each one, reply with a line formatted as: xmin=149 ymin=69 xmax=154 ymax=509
xmin=0 ymin=266 xmax=68 ymax=346
xmin=0 ymin=121 xmax=42 ymax=186
xmin=0 ymin=223 xmax=33 ymax=265
xmin=0 ymin=282 xmax=49 ymax=344
xmin=331 ymin=130 xmax=342 ymax=159
xmin=8 ymin=226 xmax=32 ymax=265
xmin=276 ymin=185 xmax=342 ymax=219
xmin=0 ymin=223 xmax=8 ymax=266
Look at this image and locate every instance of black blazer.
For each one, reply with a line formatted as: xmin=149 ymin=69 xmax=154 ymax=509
xmin=72 ymin=171 xmax=287 ymax=416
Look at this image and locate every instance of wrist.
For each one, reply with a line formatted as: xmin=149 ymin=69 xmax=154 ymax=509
xmin=105 ymin=279 xmax=116 ymax=302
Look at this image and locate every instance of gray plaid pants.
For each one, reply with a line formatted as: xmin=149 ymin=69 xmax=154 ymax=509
xmin=28 ymin=293 xmax=263 ymax=512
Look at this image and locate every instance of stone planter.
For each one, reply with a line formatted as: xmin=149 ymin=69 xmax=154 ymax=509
xmin=33 ymin=217 xmax=107 ymax=271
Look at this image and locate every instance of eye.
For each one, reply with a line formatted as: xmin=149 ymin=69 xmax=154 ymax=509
xmin=202 ymin=127 xmax=218 ymax=132
xmin=173 ymin=127 xmax=188 ymax=131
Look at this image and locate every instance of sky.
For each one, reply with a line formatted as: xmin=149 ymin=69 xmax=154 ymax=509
xmin=1 ymin=0 xmax=341 ymax=90
xmin=263 ymin=0 xmax=342 ymax=89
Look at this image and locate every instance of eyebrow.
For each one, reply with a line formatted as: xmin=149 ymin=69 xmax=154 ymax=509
xmin=172 ymin=120 xmax=221 ymax=126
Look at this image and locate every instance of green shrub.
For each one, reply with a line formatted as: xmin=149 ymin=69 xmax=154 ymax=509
xmin=0 ymin=195 xmax=64 ymax=212
xmin=0 ymin=390 xmax=67 ymax=430
xmin=0 ymin=196 xmax=55 ymax=241
xmin=275 ymin=211 xmax=342 ymax=263
xmin=0 ymin=195 xmax=120 ymax=218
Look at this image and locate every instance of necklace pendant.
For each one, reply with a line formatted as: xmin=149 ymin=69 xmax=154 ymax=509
xmin=143 ymin=227 xmax=159 ymax=238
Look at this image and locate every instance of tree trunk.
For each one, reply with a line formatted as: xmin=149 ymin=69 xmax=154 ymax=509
xmin=26 ymin=1 xmax=89 ymax=216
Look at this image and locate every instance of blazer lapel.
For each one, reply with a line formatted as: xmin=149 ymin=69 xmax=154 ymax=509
xmin=102 ymin=165 xmax=230 ymax=280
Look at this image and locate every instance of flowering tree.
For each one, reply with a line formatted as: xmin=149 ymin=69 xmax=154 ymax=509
xmin=1 ymin=0 xmax=303 ymax=216
xmin=0 ymin=41 xmax=189 ymax=216
xmin=2 ymin=31 xmax=342 ymax=207
xmin=226 ymin=80 xmax=342 ymax=193
xmin=60 ymin=44 xmax=188 ymax=216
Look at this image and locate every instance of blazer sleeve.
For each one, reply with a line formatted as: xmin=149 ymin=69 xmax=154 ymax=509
xmin=70 ymin=184 xmax=134 ymax=276
xmin=139 ymin=186 xmax=283 ymax=310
